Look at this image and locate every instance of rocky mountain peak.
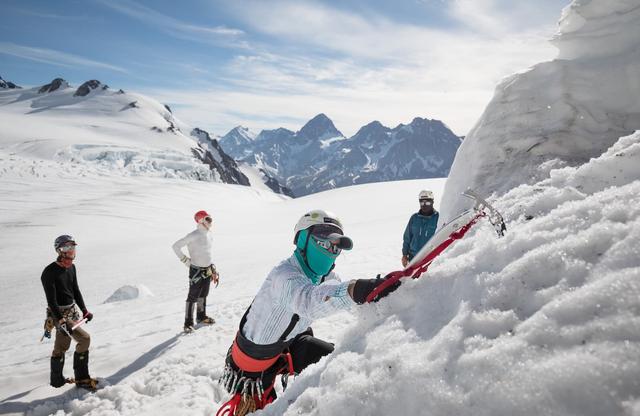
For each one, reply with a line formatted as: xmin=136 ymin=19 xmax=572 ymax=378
xmin=192 ymin=127 xmax=213 ymax=142
xmin=351 ymin=120 xmax=390 ymax=145
xmin=355 ymin=120 xmax=386 ymax=135
xmin=74 ymin=80 xmax=107 ymax=97
xmin=297 ymin=113 xmax=343 ymax=141
xmin=190 ymin=128 xmax=251 ymax=187
xmin=0 ymin=76 xmax=21 ymax=89
xmin=38 ymin=78 xmax=69 ymax=93
xmin=228 ymin=126 xmax=256 ymax=141
xmin=255 ymin=127 xmax=295 ymax=142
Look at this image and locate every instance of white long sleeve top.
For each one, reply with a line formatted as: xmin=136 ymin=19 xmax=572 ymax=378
xmin=242 ymin=255 xmax=355 ymax=345
xmin=172 ymin=224 xmax=214 ymax=268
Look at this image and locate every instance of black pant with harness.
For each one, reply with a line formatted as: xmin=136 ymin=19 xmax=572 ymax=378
xmin=185 ymin=265 xmax=213 ymax=326
xmin=217 ymin=306 xmax=334 ymax=415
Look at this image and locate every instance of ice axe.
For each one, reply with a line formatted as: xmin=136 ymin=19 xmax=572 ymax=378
xmin=71 ymin=318 xmax=88 ymax=331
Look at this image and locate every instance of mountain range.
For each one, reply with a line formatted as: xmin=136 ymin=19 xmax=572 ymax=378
xmin=219 ymin=113 xmax=462 ymax=196
xmin=2 ymin=75 xmax=460 ymax=198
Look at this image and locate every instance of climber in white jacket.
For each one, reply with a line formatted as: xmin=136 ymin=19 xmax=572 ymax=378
xmin=172 ymin=210 xmax=219 ymax=332
xmin=217 ymin=209 xmax=401 ymax=415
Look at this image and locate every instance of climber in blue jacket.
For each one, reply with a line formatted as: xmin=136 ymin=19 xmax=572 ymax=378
xmin=402 ymin=190 xmax=439 ymax=267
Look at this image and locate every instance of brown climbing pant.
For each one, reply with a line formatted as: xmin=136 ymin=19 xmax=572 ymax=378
xmin=52 ymin=324 xmax=90 ymax=357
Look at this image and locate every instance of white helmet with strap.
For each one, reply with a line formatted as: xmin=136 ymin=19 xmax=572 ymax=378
xmin=294 ymin=209 xmax=344 ymax=236
xmin=293 ymin=209 xmax=353 ymax=249
xmin=419 ymin=190 xmax=434 ymax=200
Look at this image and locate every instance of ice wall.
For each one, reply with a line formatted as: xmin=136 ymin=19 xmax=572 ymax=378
xmin=440 ymin=0 xmax=640 ymax=223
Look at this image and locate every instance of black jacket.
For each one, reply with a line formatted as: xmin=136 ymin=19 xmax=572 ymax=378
xmin=41 ymin=262 xmax=87 ymax=320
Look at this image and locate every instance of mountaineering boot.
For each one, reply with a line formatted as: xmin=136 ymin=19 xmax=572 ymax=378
xmin=50 ymin=355 xmax=73 ymax=387
xmin=74 ymin=351 xmax=98 ymax=391
xmin=196 ymin=297 xmax=215 ymax=324
xmin=184 ymin=301 xmax=196 ymax=332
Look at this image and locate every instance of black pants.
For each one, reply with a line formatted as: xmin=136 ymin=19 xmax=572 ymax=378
xmin=186 ymin=266 xmax=211 ymax=302
xmin=260 ymin=330 xmax=334 ymax=396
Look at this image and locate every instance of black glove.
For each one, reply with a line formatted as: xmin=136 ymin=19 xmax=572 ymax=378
xmin=352 ymin=273 xmax=402 ymax=304
xmin=83 ymin=310 xmax=93 ymax=322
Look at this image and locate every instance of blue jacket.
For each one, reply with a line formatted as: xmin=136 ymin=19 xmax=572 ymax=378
xmin=402 ymin=211 xmax=439 ymax=258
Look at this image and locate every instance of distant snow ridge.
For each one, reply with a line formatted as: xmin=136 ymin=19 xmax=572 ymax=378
xmin=0 ymin=77 xmax=252 ymax=187
xmin=220 ymin=114 xmax=461 ymax=197
xmin=441 ymin=0 xmax=640 ymax=222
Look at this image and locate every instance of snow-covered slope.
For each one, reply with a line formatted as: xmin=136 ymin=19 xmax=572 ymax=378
xmin=1 ymin=132 xmax=637 ymax=416
xmin=266 ymin=130 xmax=640 ymax=416
xmin=0 ymin=78 xmax=250 ymax=186
xmin=0 ymin=165 xmax=443 ymax=414
xmin=238 ymin=162 xmax=294 ymax=197
xmin=440 ymin=0 xmax=640 ymax=222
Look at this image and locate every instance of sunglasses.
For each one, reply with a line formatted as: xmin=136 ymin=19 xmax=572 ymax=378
xmin=204 ymin=217 xmax=212 ymax=223
xmin=58 ymin=244 xmax=77 ymax=252
xmin=311 ymin=236 xmax=342 ymax=255
xmin=310 ymin=225 xmax=353 ymax=251
xmin=420 ymin=199 xmax=434 ymax=205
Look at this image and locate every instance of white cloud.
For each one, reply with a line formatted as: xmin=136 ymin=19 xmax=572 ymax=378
xmin=146 ymin=0 xmax=561 ymax=137
xmin=94 ymin=0 xmax=248 ymax=48
xmin=0 ymin=42 xmax=127 ymax=73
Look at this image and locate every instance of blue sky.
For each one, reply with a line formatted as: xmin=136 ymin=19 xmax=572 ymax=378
xmin=1 ymin=0 xmax=569 ymax=137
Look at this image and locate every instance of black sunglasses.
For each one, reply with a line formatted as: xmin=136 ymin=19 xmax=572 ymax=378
xmin=310 ymin=225 xmax=353 ymax=250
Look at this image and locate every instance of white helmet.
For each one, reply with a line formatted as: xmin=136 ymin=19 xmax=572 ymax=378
xmin=419 ymin=190 xmax=434 ymax=200
xmin=294 ymin=209 xmax=344 ymax=236
xmin=293 ymin=209 xmax=352 ymax=250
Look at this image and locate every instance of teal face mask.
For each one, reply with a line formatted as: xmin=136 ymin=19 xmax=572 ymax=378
xmin=295 ymin=230 xmax=339 ymax=284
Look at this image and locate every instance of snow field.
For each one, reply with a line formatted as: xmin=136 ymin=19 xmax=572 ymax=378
xmin=0 ymin=162 xmax=444 ymax=414
xmin=1 ymin=133 xmax=638 ymax=416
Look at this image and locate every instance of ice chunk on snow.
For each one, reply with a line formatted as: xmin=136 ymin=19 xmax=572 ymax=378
xmin=104 ymin=284 xmax=154 ymax=303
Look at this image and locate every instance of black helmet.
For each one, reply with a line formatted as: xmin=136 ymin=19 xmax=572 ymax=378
xmin=54 ymin=235 xmax=76 ymax=250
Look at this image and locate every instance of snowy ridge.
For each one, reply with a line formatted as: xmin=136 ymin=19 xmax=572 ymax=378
xmin=0 ymin=78 xmax=250 ymax=186
xmin=238 ymin=163 xmax=294 ymax=197
xmin=440 ymin=0 xmax=640 ymax=222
